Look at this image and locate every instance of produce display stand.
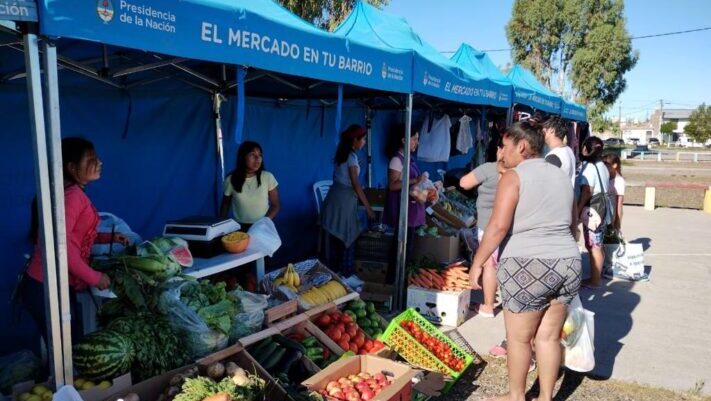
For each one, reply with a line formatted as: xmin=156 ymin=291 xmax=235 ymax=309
xmin=79 ymin=250 xmax=267 ymax=334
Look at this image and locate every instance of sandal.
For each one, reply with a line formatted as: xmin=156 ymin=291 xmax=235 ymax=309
xmin=528 ymin=354 xmax=537 ymax=373
xmin=488 ymin=340 xmax=507 ymax=358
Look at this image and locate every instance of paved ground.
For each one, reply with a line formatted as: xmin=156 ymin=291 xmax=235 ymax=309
xmin=457 ymin=206 xmax=711 ymax=395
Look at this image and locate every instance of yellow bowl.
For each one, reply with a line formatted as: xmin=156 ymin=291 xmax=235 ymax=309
xmin=222 ymin=231 xmax=250 ymax=253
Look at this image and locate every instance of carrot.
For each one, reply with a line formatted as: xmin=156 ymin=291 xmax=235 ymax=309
xmin=421 ymin=270 xmax=444 ymax=287
xmin=413 ymin=275 xmax=432 ymax=288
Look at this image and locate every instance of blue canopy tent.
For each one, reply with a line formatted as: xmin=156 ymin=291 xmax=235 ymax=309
xmin=560 ymin=99 xmax=587 ymax=121
xmin=1 ymin=0 xmax=422 ymax=385
xmin=334 ymin=2 xmax=515 ymax=307
xmin=506 ymin=64 xmax=561 ymax=115
xmin=450 ymin=43 xmax=512 ymax=104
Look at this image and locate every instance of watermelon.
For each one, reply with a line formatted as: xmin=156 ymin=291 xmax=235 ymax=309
xmin=73 ymin=330 xmax=134 ymax=380
xmin=168 ymin=246 xmax=193 ymax=267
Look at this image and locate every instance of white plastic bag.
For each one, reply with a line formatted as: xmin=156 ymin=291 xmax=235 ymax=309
xmin=53 ymin=385 xmax=83 ymax=401
xmin=247 ymin=217 xmax=282 ymax=257
xmin=229 ymin=290 xmax=268 ymax=342
xmin=563 ymin=297 xmax=595 ymax=372
xmin=604 ymin=242 xmax=647 ymax=281
xmin=158 ymin=281 xmax=228 ymax=359
xmin=92 ymin=212 xmax=142 ymax=256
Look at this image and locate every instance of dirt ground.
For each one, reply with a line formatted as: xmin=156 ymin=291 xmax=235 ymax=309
xmin=433 ymin=355 xmax=711 ymax=401
xmin=621 ymin=160 xmax=710 ymax=209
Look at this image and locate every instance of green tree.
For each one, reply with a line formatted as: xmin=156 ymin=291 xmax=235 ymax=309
xmin=506 ymin=0 xmax=638 ymax=117
xmin=277 ymin=0 xmax=389 ymax=30
xmin=660 ymin=121 xmax=676 ymax=135
xmin=684 ymin=104 xmax=711 ymax=144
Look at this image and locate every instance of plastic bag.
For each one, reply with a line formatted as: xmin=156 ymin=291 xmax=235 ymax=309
xmin=92 ymin=213 xmax=142 ymax=256
xmin=409 ymin=172 xmax=441 ymax=204
xmin=563 ymin=297 xmax=595 ymax=372
xmin=53 ymin=385 xmax=83 ymax=401
xmin=158 ymin=281 xmax=228 ymax=359
xmin=246 ymin=217 xmax=282 ymax=257
xmin=229 ymin=290 xmax=268 ymax=342
xmin=0 ymin=350 xmax=40 ymax=394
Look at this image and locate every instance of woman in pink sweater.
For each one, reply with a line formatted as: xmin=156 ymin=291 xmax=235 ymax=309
xmin=21 ymin=137 xmax=126 ymax=342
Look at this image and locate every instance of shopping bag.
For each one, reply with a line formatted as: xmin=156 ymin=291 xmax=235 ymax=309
xmin=604 ymin=242 xmax=647 ymax=281
xmin=563 ymin=298 xmax=596 ymax=372
xmin=92 ymin=212 xmax=142 ymax=256
xmin=247 ymin=217 xmax=282 ymax=257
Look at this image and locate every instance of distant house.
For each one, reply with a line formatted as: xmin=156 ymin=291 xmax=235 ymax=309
xmin=652 ymin=108 xmax=700 ymax=147
xmin=622 ymin=127 xmax=654 ymax=145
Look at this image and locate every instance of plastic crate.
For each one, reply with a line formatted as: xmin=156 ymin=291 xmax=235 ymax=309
xmin=355 ymin=231 xmax=394 ymax=262
xmin=381 ymin=308 xmax=474 ymax=379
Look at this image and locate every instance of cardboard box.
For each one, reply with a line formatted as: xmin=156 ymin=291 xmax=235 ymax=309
xmin=406 ymin=287 xmax=471 ymax=327
xmin=101 ymin=365 xmax=195 ymax=401
xmin=302 ymin=355 xmax=418 ymax=401
xmin=355 ymin=260 xmax=389 ymax=284
xmin=411 ymin=234 xmax=460 ymax=264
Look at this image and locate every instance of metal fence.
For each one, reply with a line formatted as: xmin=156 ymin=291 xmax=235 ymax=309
xmin=621 ymin=150 xmax=711 ymax=162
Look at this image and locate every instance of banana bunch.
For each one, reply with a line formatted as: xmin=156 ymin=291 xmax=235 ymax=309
xmin=443 ymin=201 xmax=453 ymax=212
xmin=274 ymin=263 xmax=300 ymax=291
xmin=299 ymin=280 xmax=348 ymax=306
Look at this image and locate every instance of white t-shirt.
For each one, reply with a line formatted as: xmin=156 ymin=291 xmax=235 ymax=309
xmin=389 ymin=155 xmax=403 ymax=172
xmin=608 ymin=175 xmax=625 ymax=198
xmin=333 ymin=152 xmax=359 ymax=186
xmin=545 ymin=146 xmax=576 ymax=187
xmin=578 ymin=161 xmax=610 ymax=196
xmin=418 ymin=114 xmax=452 ymax=162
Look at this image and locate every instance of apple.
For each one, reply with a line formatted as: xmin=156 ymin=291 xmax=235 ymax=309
xmin=327 ymin=381 xmax=340 ymax=392
xmin=360 ymin=389 xmax=375 ymax=400
xmin=373 ymin=373 xmax=386 ymax=382
xmin=338 ymin=378 xmax=350 ymax=385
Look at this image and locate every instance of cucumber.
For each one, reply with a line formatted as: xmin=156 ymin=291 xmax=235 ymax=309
xmin=345 ymin=310 xmax=357 ymax=321
xmin=262 ymin=347 xmax=287 ymax=370
xmin=272 ymin=335 xmax=307 ymax=354
xmin=358 ymin=318 xmax=372 ymax=328
xmin=366 ymin=302 xmax=376 ymax=313
xmin=356 ymin=309 xmax=368 ymax=318
xmin=255 ymin=342 xmax=280 ymax=365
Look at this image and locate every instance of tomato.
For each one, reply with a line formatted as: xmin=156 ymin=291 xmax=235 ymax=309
xmin=341 ymin=314 xmax=353 ymax=324
xmin=349 ymin=343 xmax=359 ymax=353
xmin=329 ymin=312 xmax=342 ymax=322
xmin=316 ymin=314 xmax=331 ymax=328
xmin=354 ymin=334 xmax=365 ymax=347
xmin=338 ymin=339 xmax=350 ymax=351
xmin=330 ymin=328 xmax=343 ymax=342
xmin=363 ymin=340 xmax=374 ymax=352
xmin=346 ymin=325 xmax=357 ymax=338
xmin=335 ymin=323 xmax=346 ymax=333
xmin=341 ymin=333 xmax=351 ymax=344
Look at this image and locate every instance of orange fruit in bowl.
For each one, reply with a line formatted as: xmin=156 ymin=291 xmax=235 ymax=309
xmin=222 ymin=231 xmax=250 ymax=253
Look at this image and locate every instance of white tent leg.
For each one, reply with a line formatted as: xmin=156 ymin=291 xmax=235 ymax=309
xmin=24 ymin=32 xmax=65 ymax=388
xmin=41 ymin=40 xmax=73 ymax=385
xmin=394 ymin=94 xmax=413 ymax=311
xmin=214 ymin=93 xmax=225 ymax=209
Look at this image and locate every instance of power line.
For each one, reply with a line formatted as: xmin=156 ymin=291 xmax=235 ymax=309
xmin=439 ymin=26 xmax=711 ymax=54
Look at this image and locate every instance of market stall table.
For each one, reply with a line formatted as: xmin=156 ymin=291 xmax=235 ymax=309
xmin=78 ymin=248 xmax=266 ymax=333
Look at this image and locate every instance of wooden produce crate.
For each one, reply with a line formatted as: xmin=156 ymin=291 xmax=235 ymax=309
xmin=265 ymin=299 xmax=299 ymax=327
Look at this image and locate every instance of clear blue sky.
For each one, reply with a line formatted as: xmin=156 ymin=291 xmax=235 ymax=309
xmin=384 ymin=0 xmax=711 ymax=120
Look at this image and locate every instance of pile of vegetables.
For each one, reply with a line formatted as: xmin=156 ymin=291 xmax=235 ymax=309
xmin=399 ymin=320 xmax=466 ymax=372
xmin=246 ymin=334 xmax=318 ymax=396
xmin=284 ymin=333 xmax=336 ymax=369
xmin=407 ymin=263 xmax=470 ymax=292
xmin=314 ymin=308 xmax=385 ymax=355
xmin=179 ymin=280 xmax=240 ymax=335
xmin=343 ymin=300 xmax=388 ymax=340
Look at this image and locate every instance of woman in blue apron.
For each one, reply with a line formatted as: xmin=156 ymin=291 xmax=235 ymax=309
xmin=321 ymin=125 xmax=376 ymax=276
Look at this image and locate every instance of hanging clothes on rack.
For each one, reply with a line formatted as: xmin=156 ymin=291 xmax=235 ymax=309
xmin=456 ymin=115 xmax=474 ymax=154
xmin=419 ymin=112 xmax=452 ymax=163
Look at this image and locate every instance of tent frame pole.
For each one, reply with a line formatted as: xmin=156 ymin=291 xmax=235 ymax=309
xmin=23 ymin=31 xmax=65 ymax=388
xmin=366 ymin=105 xmax=373 ymax=188
xmin=213 ymin=92 xmax=225 ymax=212
xmin=394 ymin=94 xmax=413 ymax=311
xmin=41 ymin=39 xmax=74 ymax=385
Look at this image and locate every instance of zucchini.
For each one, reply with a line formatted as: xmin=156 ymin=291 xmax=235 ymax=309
xmin=275 ymin=348 xmax=302 ymax=374
xmin=249 ymin=336 xmax=274 ymax=355
xmin=358 ymin=318 xmax=372 ymax=328
xmin=255 ymin=342 xmax=280 ymax=365
xmin=261 ymin=347 xmax=286 ymax=370
xmin=272 ymin=335 xmax=307 ymax=354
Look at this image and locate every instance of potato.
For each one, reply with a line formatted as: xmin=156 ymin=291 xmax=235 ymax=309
xmin=98 ymin=381 xmax=112 ymax=390
xmin=224 ymin=362 xmax=239 ymax=377
xmin=206 ymin=363 xmax=225 ymax=380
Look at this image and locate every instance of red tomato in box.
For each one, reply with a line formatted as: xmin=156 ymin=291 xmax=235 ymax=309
xmin=354 ymin=334 xmax=365 ymax=348
xmin=316 ymin=314 xmax=331 ymax=328
xmin=341 ymin=334 xmax=351 ymax=344
xmin=349 ymin=343 xmax=359 ymax=353
xmin=341 ymin=314 xmax=353 ymax=324
xmin=363 ymin=340 xmax=374 ymax=352
xmin=329 ymin=328 xmax=342 ymax=342
xmin=338 ymin=339 xmax=350 ymax=351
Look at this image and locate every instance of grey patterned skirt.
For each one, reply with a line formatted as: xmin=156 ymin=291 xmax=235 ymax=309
xmin=497 ymin=257 xmax=582 ymax=313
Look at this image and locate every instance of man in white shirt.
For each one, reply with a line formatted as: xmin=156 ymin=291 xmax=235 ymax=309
xmin=542 ymin=116 xmax=576 ymax=187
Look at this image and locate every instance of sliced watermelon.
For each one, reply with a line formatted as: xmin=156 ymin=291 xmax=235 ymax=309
xmin=168 ymin=246 xmax=193 ymax=267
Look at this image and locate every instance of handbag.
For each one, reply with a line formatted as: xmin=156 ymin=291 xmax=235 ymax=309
xmin=581 ymin=162 xmax=612 ymax=230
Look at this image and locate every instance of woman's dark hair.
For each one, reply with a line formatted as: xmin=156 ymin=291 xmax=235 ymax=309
xmin=542 ymin=116 xmax=569 ymax=140
xmin=31 ymin=137 xmax=95 ymax=239
xmin=581 ymin=136 xmax=605 ymax=162
xmin=603 ymin=153 xmax=622 ymax=176
xmin=229 ymin=141 xmax=264 ymax=193
xmin=503 ymin=121 xmax=544 ymax=157
xmin=385 ymin=123 xmax=418 ymax=159
xmin=334 ymin=125 xmax=365 ymax=165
